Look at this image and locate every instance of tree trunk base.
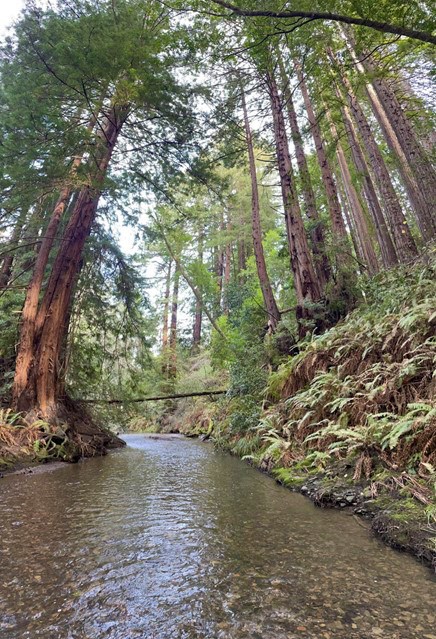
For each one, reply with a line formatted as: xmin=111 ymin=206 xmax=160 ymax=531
xmin=24 ymin=396 xmax=125 ymax=462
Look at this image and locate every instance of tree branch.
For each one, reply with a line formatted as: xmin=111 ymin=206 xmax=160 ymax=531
xmin=210 ymin=0 xmax=436 ymax=45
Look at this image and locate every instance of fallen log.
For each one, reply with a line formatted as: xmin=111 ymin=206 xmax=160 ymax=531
xmin=75 ymin=390 xmax=228 ymax=404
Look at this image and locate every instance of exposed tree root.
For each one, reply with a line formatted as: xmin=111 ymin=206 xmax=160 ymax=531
xmin=0 ymin=398 xmax=124 ymax=471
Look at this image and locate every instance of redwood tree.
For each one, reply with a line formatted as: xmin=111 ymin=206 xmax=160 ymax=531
xmin=8 ymin=0 xmax=198 ymax=417
xmin=294 ymin=62 xmax=351 ymax=268
xmin=278 ymin=56 xmax=331 ymax=288
xmin=241 ymin=86 xmax=281 ymax=330
xmin=266 ymin=68 xmax=323 ymax=330
xmin=13 ymin=103 xmax=130 ymax=414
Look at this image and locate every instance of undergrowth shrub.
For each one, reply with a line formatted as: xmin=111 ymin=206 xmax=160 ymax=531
xmin=249 ymin=252 xmax=436 ymax=481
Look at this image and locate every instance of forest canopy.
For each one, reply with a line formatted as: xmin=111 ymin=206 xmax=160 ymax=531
xmin=0 ymin=0 xmax=434 ymax=436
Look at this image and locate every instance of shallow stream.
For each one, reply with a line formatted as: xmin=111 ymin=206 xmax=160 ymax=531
xmin=0 ymin=434 xmax=435 ymax=638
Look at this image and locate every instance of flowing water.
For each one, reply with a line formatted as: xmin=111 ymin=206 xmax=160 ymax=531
xmin=0 ymin=434 xmax=435 ymax=639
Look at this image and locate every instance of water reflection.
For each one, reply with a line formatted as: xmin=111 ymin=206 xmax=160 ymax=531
xmin=0 ymin=434 xmax=434 ymax=638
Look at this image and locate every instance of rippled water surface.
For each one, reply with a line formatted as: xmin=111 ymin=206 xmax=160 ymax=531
xmin=0 ymin=434 xmax=435 ymax=638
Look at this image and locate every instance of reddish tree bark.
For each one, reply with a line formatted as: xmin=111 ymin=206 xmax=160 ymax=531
xmin=397 ymin=76 xmax=436 ymax=154
xmin=295 ymin=62 xmax=351 ymax=267
xmin=365 ymin=83 xmax=431 ymax=239
xmin=335 ymin=169 xmax=364 ymax=266
xmin=368 ymin=74 xmax=436 ymax=240
xmin=340 ymin=101 xmax=399 ymax=268
xmin=13 ymin=103 xmax=129 ymax=415
xmin=241 ymin=86 xmax=281 ymax=330
xmin=333 ymin=61 xmax=418 ymax=261
xmin=343 ymin=32 xmax=436 ymax=239
xmin=266 ymin=69 xmax=322 ymax=333
xmin=278 ymin=57 xmax=331 ymax=288
xmin=329 ymin=115 xmax=379 ymax=275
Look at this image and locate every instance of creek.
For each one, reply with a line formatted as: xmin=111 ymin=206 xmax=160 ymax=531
xmin=0 ymin=434 xmax=435 ymax=638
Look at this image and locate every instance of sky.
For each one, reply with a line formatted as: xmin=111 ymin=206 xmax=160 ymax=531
xmin=0 ymin=0 xmax=25 ymax=37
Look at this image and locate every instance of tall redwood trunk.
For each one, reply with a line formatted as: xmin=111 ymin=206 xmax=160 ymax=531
xmin=364 ymin=83 xmax=431 ymax=239
xmin=295 ymin=62 xmax=350 ymax=265
xmin=12 ymin=187 xmax=75 ymax=394
xmin=334 ymin=63 xmax=418 ymax=261
xmin=343 ymin=31 xmax=436 ymax=239
xmin=16 ymin=106 xmax=102 ymax=324
xmin=278 ymin=58 xmax=330 ymax=289
xmin=267 ymin=69 xmax=322 ymax=332
xmin=369 ymin=73 xmax=436 ymax=239
xmin=364 ymin=65 xmax=436 ymax=240
xmin=329 ymin=115 xmax=379 ymax=275
xmin=340 ymin=100 xmax=398 ymax=268
xmin=56 ymin=255 xmax=84 ymax=399
xmin=168 ymin=268 xmax=180 ymax=379
xmin=241 ymin=87 xmax=281 ymax=330
xmin=335 ymin=169 xmax=364 ymax=266
xmin=397 ymin=75 xmax=436 ymax=154
xmin=12 ymin=107 xmax=106 ymax=410
xmin=192 ymin=229 xmax=203 ymax=350
xmin=13 ymin=104 xmax=129 ymax=415
xmin=162 ymin=258 xmax=172 ymax=368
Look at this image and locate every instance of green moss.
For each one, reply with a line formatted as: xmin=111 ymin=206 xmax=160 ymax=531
xmin=0 ymin=456 xmax=14 ymax=470
xmin=372 ymin=495 xmax=428 ymax=524
xmin=272 ymin=467 xmax=306 ymax=487
xmin=390 ymin=502 xmax=426 ymax=523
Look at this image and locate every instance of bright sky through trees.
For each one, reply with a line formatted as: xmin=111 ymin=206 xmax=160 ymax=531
xmin=0 ymin=0 xmax=25 ymax=36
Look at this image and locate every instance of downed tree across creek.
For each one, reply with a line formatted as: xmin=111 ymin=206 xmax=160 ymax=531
xmin=76 ymin=390 xmax=228 ymax=404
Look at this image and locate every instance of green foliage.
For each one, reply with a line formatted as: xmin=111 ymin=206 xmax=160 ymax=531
xmin=225 ymin=335 xmax=268 ymax=434
xmin=265 ymin=256 xmax=436 ymax=479
xmin=227 ymin=396 xmax=263 ymax=435
xmin=231 ymin=433 xmax=262 ymax=457
xmin=192 ymin=255 xmax=436 ymax=500
xmin=65 ymin=229 xmax=156 ymax=404
xmin=0 ymin=0 xmax=435 ymax=510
